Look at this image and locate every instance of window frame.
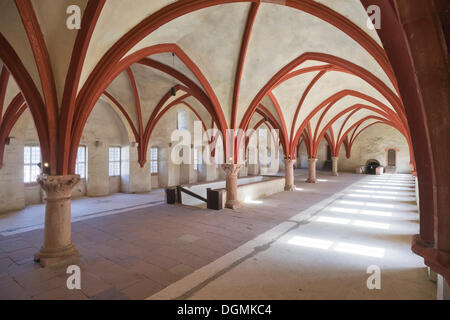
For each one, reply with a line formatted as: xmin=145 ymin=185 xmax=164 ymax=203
xmin=150 ymin=147 xmax=159 ymax=175
xmin=109 ymin=146 xmax=121 ymax=177
xmin=23 ymin=145 xmax=41 ymax=185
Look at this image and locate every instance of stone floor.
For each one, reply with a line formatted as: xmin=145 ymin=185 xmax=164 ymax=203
xmin=0 ymin=190 xmax=165 ymax=236
xmin=0 ymin=170 xmax=435 ymax=299
xmin=151 ymin=173 xmax=436 ymax=300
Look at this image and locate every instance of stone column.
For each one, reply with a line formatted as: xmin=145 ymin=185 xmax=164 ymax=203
xmin=332 ymin=156 xmax=339 ymax=176
xmin=284 ymin=159 xmax=296 ymax=191
xmin=221 ymin=163 xmax=242 ymax=210
xmin=34 ymin=174 xmax=80 ymax=267
xmin=306 ymin=158 xmax=318 ymax=183
xmin=437 ymin=275 xmax=450 ymax=300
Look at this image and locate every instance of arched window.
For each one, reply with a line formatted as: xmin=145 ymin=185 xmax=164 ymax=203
xmin=387 ymin=149 xmax=396 ymax=167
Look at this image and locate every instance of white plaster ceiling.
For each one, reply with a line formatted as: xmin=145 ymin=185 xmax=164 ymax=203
xmin=2 ymin=75 xmax=21 ymax=119
xmin=0 ymin=1 xmax=404 ymax=150
xmin=0 ymin=1 xmax=42 ymax=100
xmin=31 ymin=0 xmax=86 ymax=105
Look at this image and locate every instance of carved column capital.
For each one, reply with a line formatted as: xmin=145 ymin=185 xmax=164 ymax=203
xmin=221 ymin=164 xmax=243 ymax=176
xmin=37 ymin=174 xmax=80 ymax=201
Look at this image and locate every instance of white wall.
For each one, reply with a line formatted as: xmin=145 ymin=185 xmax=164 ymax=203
xmin=338 ymin=124 xmax=411 ymax=173
xmin=0 ymin=109 xmax=41 ymax=213
xmin=296 ymin=124 xmax=411 ymax=174
xmin=0 ymin=100 xmax=134 ymax=214
xmin=149 ymin=105 xmax=218 ymax=187
xmin=0 ymin=99 xmax=411 ymax=215
xmin=0 ymin=120 xmax=26 ymax=212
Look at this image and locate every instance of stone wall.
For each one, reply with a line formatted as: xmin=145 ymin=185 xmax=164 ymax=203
xmin=338 ymin=124 xmax=411 ymax=173
xmin=0 ymin=100 xmax=131 ymax=214
xmin=296 ymin=123 xmax=411 ymax=174
xmin=0 ymin=102 xmax=411 ymax=214
xmin=0 ymin=101 xmax=229 ymax=213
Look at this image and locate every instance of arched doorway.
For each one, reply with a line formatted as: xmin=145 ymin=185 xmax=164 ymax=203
xmin=322 ymin=145 xmax=332 ymax=171
xmin=366 ymin=159 xmax=380 ymax=175
xmin=387 ymin=149 xmax=396 ymax=166
xmin=387 ymin=148 xmax=397 ymax=173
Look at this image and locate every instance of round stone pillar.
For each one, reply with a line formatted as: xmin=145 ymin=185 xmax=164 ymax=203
xmin=221 ymin=164 xmax=242 ymax=210
xmin=34 ymin=174 xmax=80 ymax=267
xmin=306 ymin=158 xmax=318 ymax=183
xmin=332 ymin=157 xmax=339 ymax=176
xmin=284 ymin=159 xmax=296 ymax=191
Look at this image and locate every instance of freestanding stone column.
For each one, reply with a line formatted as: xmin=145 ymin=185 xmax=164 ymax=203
xmin=221 ymin=163 xmax=242 ymax=210
xmin=306 ymin=158 xmax=318 ymax=183
xmin=332 ymin=156 xmax=339 ymax=176
xmin=34 ymin=174 xmax=80 ymax=267
xmin=437 ymin=275 xmax=450 ymax=300
xmin=284 ymin=159 xmax=296 ymax=191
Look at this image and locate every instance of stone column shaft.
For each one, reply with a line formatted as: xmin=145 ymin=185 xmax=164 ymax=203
xmin=284 ymin=159 xmax=296 ymax=191
xmin=306 ymin=158 xmax=318 ymax=183
xmin=332 ymin=156 xmax=339 ymax=176
xmin=34 ymin=174 xmax=80 ymax=267
xmin=221 ymin=164 xmax=242 ymax=210
xmin=438 ymin=275 xmax=450 ymax=300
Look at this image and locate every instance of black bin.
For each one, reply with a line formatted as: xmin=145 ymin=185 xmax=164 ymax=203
xmin=207 ymin=188 xmax=224 ymax=210
xmin=165 ymin=187 xmax=177 ymax=204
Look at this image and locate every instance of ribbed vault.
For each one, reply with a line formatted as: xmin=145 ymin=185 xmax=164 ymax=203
xmin=1 ymin=0 xmax=449 ymax=281
xmin=0 ymin=0 xmax=414 ymax=174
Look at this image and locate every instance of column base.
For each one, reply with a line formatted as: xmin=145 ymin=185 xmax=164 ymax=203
xmin=332 ymin=172 xmax=339 ymax=177
xmin=438 ymin=274 xmax=450 ymax=300
xmin=306 ymin=178 xmax=317 ymax=183
xmin=411 ymin=234 xmax=450 ymax=286
xmin=428 ymin=267 xmax=438 ymax=282
xmin=34 ymin=243 xmax=80 ymax=267
xmin=225 ymin=199 xmax=241 ymax=210
xmin=284 ymin=184 xmax=296 ymax=191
